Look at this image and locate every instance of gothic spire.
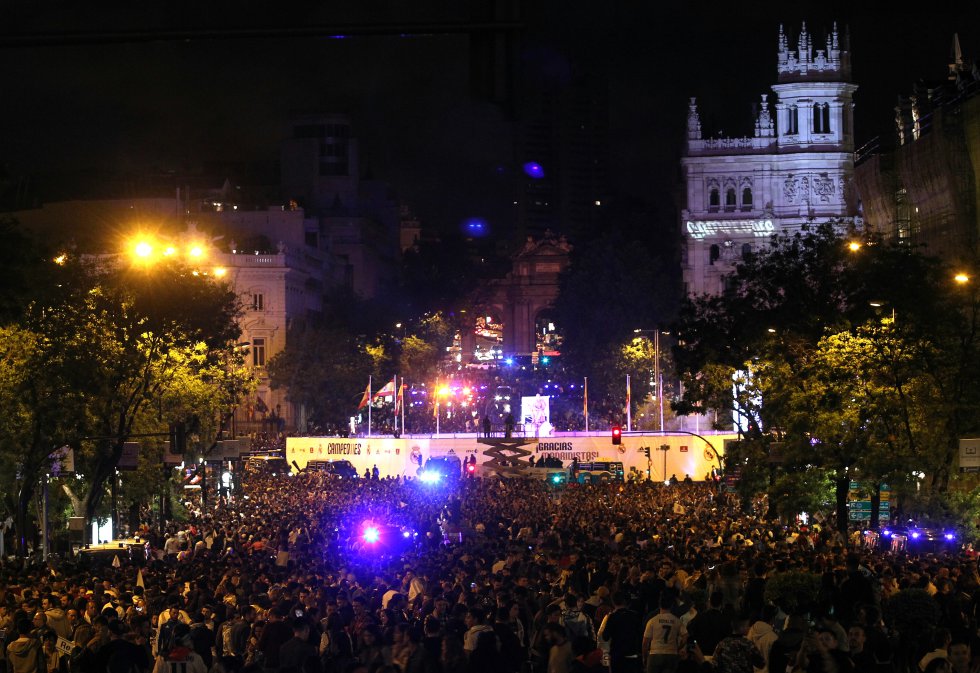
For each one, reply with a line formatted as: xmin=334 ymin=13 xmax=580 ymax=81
xmin=687 ymin=97 xmax=702 ymax=140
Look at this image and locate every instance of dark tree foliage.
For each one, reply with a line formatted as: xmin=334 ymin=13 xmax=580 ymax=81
xmin=0 ymin=218 xmax=55 ymax=324
xmin=268 ymin=320 xmax=373 ymax=432
xmin=552 ymin=230 xmax=675 ymax=401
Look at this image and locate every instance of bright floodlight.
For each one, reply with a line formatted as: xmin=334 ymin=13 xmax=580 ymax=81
xmin=402 ymin=530 xmax=411 ymax=539
xmin=420 ymin=471 xmax=441 ymax=484
xmin=163 ymin=246 xmax=176 ymax=256
xmin=911 ymin=531 xmax=921 ymax=539
xmin=954 ymin=273 xmax=970 ymax=284
xmin=214 ymin=267 xmax=227 ymax=277
xmin=134 ymin=241 xmax=153 ymax=258
xmin=945 ymin=533 xmax=955 ymax=540
xmin=848 ymin=241 xmax=861 ymax=252
xmin=363 ymin=526 xmax=380 ymax=543
xmin=188 ymin=245 xmax=204 ymax=258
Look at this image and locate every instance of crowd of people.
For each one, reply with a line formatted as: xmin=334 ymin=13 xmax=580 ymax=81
xmin=1 ymin=467 xmax=979 ymax=673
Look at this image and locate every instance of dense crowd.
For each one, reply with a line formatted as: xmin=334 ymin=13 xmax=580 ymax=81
xmin=2 ymin=467 xmax=979 ymax=673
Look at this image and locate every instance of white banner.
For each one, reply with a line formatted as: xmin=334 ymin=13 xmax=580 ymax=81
xmin=521 ymin=395 xmax=551 ymax=436
xmin=286 ymin=432 xmax=733 ymax=480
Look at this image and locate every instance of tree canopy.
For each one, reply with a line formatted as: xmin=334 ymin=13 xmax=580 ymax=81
xmin=0 ymin=242 xmax=249 ymax=548
xmin=673 ymin=223 xmax=980 ymax=531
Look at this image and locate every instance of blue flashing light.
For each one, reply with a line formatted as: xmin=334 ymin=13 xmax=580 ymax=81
xmin=363 ymin=526 xmax=380 ymax=543
xmin=505 ymin=358 xmax=514 ymax=366
xmin=402 ymin=530 xmax=412 ymax=539
xmin=420 ymin=471 xmax=442 ymax=484
xmin=910 ymin=531 xmax=921 ymax=539
xmin=523 ymin=162 xmax=545 ymax=179
xmin=945 ymin=532 xmax=955 ymax=540
xmin=463 ymin=218 xmax=488 ymax=237
xmin=541 ymin=356 xmax=550 ymax=365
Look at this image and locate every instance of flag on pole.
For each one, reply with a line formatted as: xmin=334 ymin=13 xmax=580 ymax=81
xmin=626 ymin=374 xmax=632 ymax=432
xmin=374 ymin=378 xmax=397 ymax=400
xmin=583 ymin=377 xmax=589 ymax=419
xmin=394 ymin=382 xmax=406 ymax=415
xmin=357 ymin=380 xmax=372 ymax=410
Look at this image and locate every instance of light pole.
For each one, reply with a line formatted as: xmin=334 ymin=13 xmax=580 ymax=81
xmin=634 ymin=328 xmax=669 ymax=431
xmin=654 ymin=330 xmax=664 ymax=431
xmin=655 ymin=444 xmax=670 ymax=482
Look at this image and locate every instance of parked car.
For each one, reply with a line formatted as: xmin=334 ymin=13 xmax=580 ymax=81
xmin=307 ymin=459 xmax=359 ymax=479
xmin=75 ymin=537 xmax=151 ymax=565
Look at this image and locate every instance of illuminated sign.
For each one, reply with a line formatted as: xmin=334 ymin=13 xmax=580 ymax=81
xmin=685 ymin=219 xmax=775 ymax=240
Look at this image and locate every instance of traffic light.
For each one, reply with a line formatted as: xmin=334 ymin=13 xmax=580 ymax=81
xmin=611 ymin=426 xmax=622 ymax=445
xmin=642 ymin=446 xmax=651 ymax=458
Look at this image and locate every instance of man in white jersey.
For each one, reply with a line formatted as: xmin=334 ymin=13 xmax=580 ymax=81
xmin=642 ymin=596 xmax=685 ymax=673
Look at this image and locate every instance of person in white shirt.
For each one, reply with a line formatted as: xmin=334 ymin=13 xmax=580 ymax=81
xmin=642 ymin=597 xmax=685 ymax=673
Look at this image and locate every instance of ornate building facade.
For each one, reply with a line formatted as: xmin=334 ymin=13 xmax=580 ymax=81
xmin=682 ymin=23 xmax=859 ymax=296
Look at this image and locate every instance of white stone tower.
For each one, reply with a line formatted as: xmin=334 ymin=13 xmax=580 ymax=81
xmin=681 ymin=22 xmax=859 ymax=296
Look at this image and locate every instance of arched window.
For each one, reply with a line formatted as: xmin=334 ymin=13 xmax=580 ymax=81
xmin=741 ymin=188 xmax=752 ymax=210
xmin=786 ymin=106 xmax=798 ymax=135
xmin=725 ymin=188 xmax=736 ymax=211
xmin=709 ymin=188 xmax=720 ymax=212
xmin=709 ymin=244 xmax=720 ymax=265
xmin=813 ymin=103 xmax=831 ymax=133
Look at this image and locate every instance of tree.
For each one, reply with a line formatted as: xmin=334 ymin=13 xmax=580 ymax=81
xmin=268 ymin=321 xmax=373 ymax=432
xmin=0 ymin=325 xmax=86 ymax=554
xmin=673 ymin=223 xmax=980 ymax=527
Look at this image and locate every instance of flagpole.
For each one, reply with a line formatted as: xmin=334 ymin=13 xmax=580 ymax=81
xmin=626 ymin=374 xmax=632 ymax=432
xmin=393 ymin=374 xmax=398 ymax=434
xmin=583 ymin=377 xmax=589 ymax=432
xmin=367 ymin=375 xmax=372 ymax=437
xmin=401 ymin=380 xmax=406 ymax=435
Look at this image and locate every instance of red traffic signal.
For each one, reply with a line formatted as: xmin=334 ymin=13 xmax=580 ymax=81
xmin=611 ymin=426 xmax=622 ymax=445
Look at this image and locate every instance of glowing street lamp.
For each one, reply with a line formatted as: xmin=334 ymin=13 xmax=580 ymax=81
xmin=848 ymin=241 xmax=862 ymax=252
xmin=133 ymin=241 xmax=154 ymax=259
xmin=188 ymin=245 xmax=205 ymax=259
xmin=954 ymin=272 xmax=970 ymax=284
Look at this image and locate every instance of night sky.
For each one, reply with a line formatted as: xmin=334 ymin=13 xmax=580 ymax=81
xmin=1 ymin=2 xmax=976 ymax=235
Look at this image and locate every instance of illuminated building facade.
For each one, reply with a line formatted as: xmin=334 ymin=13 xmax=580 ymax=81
xmin=462 ymin=232 xmax=571 ymax=364
xmin=855 ymin=39 xmax=980 ymax=263
xmin=682 ymin=22 xmax=859 ymax=296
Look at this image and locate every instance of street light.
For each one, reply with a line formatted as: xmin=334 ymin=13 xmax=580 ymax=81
xmin=634 ymin=328 xmax=669 ymax=431
xmin=954 ymin=272 xmax=970 ymax=284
